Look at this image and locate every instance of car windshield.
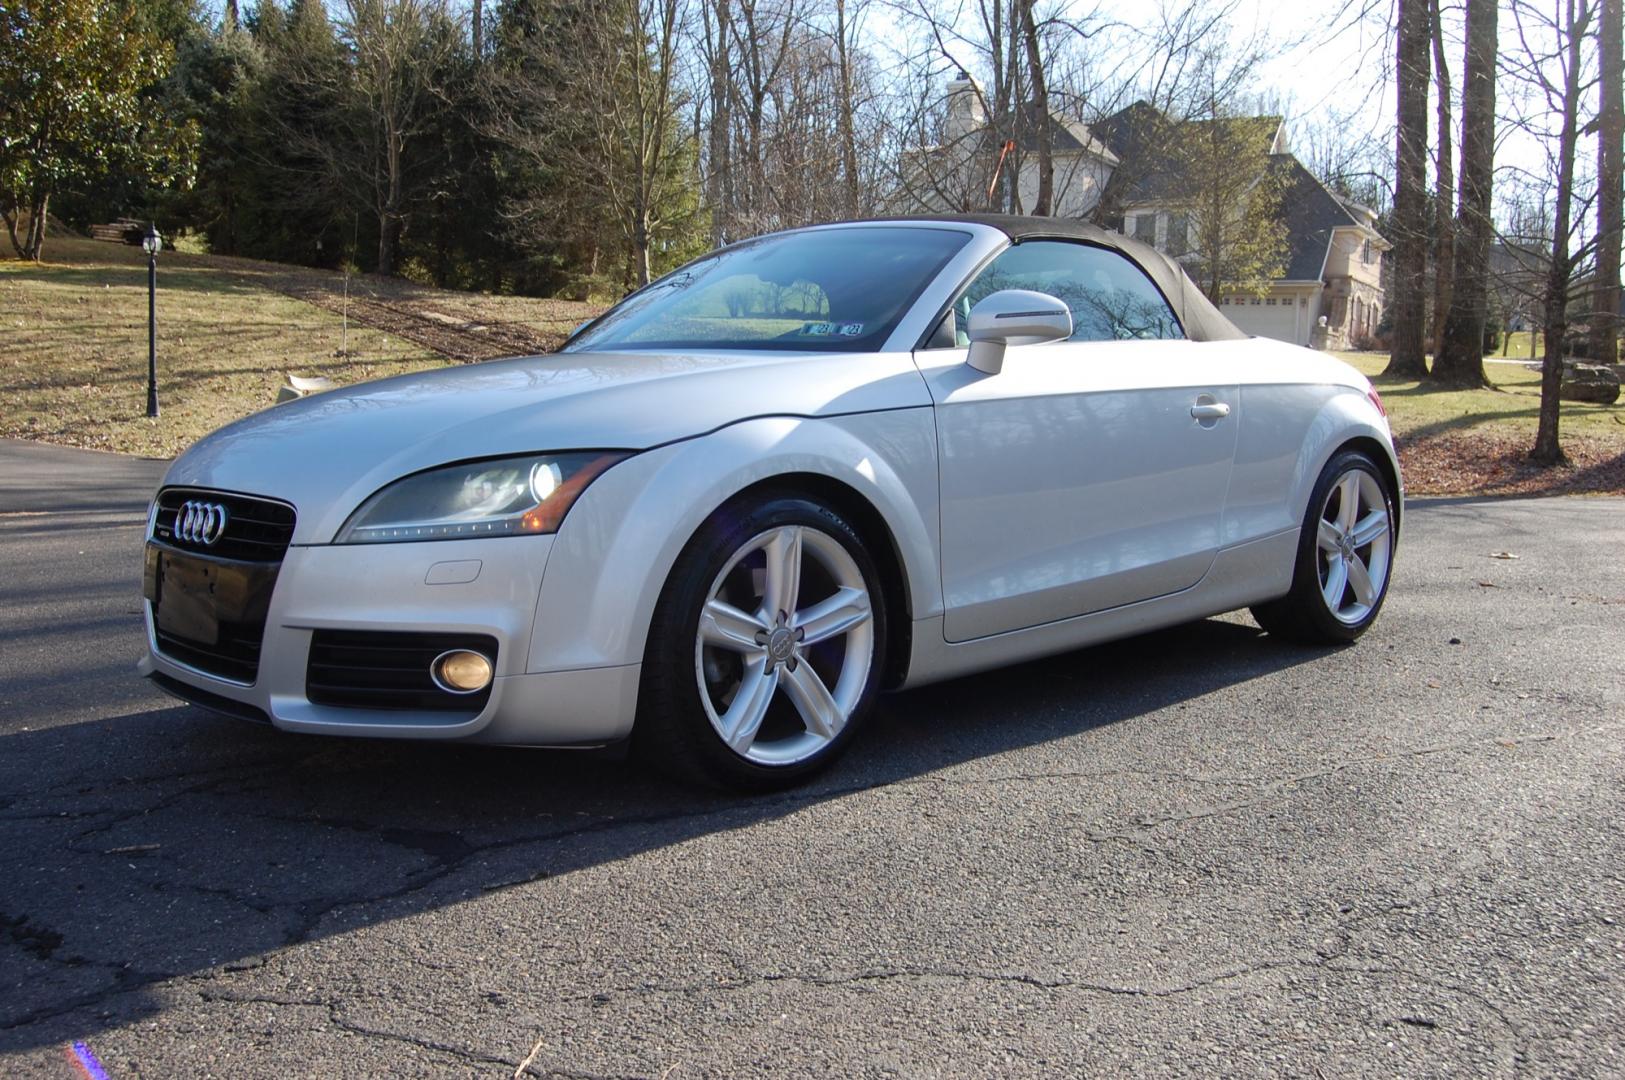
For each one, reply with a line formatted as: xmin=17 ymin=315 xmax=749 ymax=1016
xmin=563 ymin=226 xmax=972 ymax=353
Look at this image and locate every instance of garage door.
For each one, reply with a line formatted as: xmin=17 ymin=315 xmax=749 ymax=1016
xmin=1227 ymin=301 xmax=1301 ymax=345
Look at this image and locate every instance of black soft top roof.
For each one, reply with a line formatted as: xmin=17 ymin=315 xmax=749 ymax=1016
xmin=868 ymin=213 xmax=1248 ymax=344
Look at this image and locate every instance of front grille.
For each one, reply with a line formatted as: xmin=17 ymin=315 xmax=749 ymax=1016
xmin=156 ymin=623 xmax=266 ymax=685
xmin=148 ymin=488 xmax=295 ymax=684
xmin=153 ymin=488 xmax=296 ymax=563
xmin=306 ymin=630 xmax=499 ymax=713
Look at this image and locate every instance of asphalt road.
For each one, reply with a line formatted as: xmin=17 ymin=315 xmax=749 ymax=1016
xmin=2 ymin=437 xmax=1622 ymax=1078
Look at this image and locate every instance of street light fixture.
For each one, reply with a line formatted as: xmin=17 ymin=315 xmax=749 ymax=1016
xmin=143 ymin=224 xmax=161 ymax=419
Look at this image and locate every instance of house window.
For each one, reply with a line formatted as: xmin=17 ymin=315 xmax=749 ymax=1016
xmin=1166 ymin=213 xmax=1190 ymax=256
xmin=1250 ymin=298 xmax=1261 ymax=306
xmin=1265 ymin=298 xmax=1277 ymax=306
xmin=1132 ymin=214 xmax=1157 ymax=246
xmin=1362 ymin=239 xmax=1373 ymax=265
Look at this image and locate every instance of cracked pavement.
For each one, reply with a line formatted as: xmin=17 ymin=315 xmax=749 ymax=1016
xmin=1 ymin=437 xmax=1622 ymax=1077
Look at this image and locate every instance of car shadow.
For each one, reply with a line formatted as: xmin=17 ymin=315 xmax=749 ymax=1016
xmin=0 ymin=615 xmax=1330 ymax=1050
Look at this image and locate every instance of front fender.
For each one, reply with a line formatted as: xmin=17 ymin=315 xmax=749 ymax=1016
xmin=525 ymin=409 xmax=942 ymax=674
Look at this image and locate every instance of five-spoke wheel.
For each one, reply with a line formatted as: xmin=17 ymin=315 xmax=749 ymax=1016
xmin=695 ymin=525 xmax=875 ymax=764
xmin=1252 ymin=449 xmax=1397 ymax=643
xmin=1314 ymin=469 xmax=1392 ymax=625
xmin=637 ymin=495 xmax=886 ymax=788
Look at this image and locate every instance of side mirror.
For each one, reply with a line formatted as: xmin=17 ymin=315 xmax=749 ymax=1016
xmin=965 ymin=289 xmax=1073 ymax=374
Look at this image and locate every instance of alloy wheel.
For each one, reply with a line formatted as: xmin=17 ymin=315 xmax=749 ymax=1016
xmin=1316 ymin=468 xmax=1393 ymax=625
xmin=694 ymin=525 xmax=875 ymax=765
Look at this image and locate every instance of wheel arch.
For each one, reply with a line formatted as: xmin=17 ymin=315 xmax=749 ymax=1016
xmin=717 ymin=472 xmax=915 ymax=689
xmin=1334 ymin=435 xmax=1404 ymax=535
xmin=526 ymin=412 xmax=941 ymax=697
xmin=1285 ymin=389 xmax=1403 ymax=540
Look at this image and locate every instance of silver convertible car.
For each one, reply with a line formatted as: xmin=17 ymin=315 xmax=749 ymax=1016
xmin=140 ymin=215 xmax=1400 ymax=788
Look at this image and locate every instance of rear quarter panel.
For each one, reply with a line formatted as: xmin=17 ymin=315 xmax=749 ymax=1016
xmin=1215 ymin=339 xmax=1400 ymax=545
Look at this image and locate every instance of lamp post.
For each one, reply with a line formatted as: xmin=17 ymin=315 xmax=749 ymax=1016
xmin=143 ymin=224 xmax=162 ymax=418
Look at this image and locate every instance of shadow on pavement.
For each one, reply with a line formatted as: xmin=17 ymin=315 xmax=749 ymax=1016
xmin=0 ymin=616 xmax=1329 ymax=1050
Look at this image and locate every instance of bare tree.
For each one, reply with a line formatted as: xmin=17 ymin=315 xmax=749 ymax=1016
xmin=1386 ymin=0 xmax=1431 ymax=377
xmin=1019 ymin=0 xmax=1053 ymax=213
xmin=833 ymin=0 xmax=864 ymax=218
xmin=1429 ymin=0 xmax=1455 ymax=355
xmin=1501 ymin=0 xmax=1599 ymax=464
xmin=1433 ymin=0 xmax=1499 ymax=387
xmin=1595 ymin=0 xmax=1623 ymax=363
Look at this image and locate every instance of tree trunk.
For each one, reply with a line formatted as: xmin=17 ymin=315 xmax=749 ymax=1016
xmin=378 ymin=128 xmax=402 ymax=277
xmin=834 ymin=0 xmax=861 ymax=219
xmin=1433 ymin=0 xmax=1498 ymax=388
xmin=23 ymin=190 xmax=48 ymax=261
xmin=1429 ymin=0 xmax=1455 ymax=357
xmin=1534 ymin=298 xmax=1567 ymax=466
xmin=1594 ymin=0 xmax=1623 ymax=365
xmin=1385 ymin=0 xmax=1431 ymax=377
xmin=705 ymin=0 xmax=731 ymax=244
xmin=1020 ymin=0 xmax=1052 ymax=216
xmin=3 ymin=205 xmax=23 ymax=259
xmin=1533 ymin=0 xmax=1592 ymax=466
xmin=634 ymin=215 xmax=652 ymax=286
xmin=472 ymin=0 xmax=483 ymax=59
xmin=377 ymin=213 xmax=397 ymax=277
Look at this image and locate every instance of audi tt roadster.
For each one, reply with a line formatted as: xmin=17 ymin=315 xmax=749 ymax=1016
xmin=140 ymin=215 xmax=1401 ymax=788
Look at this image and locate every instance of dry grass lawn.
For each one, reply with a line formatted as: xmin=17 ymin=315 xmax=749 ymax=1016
xmin=0 ymin=238 xmax=597 ymax=457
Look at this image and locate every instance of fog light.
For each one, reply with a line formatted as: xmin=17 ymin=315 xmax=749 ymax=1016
xmin=431 ymin=649 xmax=494 ymax=694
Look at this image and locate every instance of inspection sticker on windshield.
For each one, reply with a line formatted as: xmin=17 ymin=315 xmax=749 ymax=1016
xmin=799 ymin=321 xmax=864 ymax=337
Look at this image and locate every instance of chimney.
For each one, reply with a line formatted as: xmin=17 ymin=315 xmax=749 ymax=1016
xmin=945 ymin=71 xmax=985 ymax=143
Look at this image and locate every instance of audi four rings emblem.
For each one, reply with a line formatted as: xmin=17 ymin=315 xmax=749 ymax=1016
xmin=176 ymin=500 xmax=230 ymax=545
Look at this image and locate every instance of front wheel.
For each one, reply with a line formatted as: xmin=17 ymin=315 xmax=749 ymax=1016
xmin=634 ymin=495 xmax=887 ymax=790
xmin=1251 ymin=449 xmax=1396 ymax=644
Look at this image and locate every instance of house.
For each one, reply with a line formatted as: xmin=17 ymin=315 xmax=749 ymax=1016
xmin=900 ymin=84 xmax=1391 ymax=350
xmin=898 ymin=74 xmax=1119 ymax=220
xmin=1206 ymin=155 xmax=1390 ymax=350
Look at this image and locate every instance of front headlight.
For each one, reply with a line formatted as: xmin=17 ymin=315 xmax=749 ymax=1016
xmin=335 ymin=452 xmax=629 ymax=544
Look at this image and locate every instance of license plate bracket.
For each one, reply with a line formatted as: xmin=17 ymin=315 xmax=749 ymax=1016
xmin=144 ymin=543 xmax=276 ymax=647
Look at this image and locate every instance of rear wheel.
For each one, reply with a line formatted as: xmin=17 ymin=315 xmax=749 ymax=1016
xmin=1251 ymin=449 xmax=1396 ymax=644
xmin=634 ymin=495 xmax=886 ymax=789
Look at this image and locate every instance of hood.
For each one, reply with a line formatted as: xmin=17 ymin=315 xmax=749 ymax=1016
xmin=164 ymin=349 xmax=930 ymax=543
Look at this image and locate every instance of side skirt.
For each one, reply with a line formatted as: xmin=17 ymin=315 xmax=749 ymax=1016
xmin=899 ymin=528 xmax=1298 ymax=689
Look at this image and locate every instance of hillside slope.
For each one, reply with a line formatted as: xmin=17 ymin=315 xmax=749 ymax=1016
xmin=0 ymin=239 xmax=599 ymax=457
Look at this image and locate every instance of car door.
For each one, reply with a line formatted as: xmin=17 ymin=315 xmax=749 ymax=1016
xmin=913 ymin=239 xmax=1240 ymax=642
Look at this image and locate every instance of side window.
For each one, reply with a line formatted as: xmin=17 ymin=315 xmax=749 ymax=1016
xmin=956 ymin=240 xmax=1185 ymax=343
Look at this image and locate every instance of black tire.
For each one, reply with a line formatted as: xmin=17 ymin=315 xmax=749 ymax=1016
xmin=1251 ymin=449 xmax=1397 ymax=644
xmin=633 ymin=493 xmax=888 ymax=790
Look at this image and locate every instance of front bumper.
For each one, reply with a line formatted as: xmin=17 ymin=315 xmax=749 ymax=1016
xmin=140 ymin=534 xmax=640 ymax=745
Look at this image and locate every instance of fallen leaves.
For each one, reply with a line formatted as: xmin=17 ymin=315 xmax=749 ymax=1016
xmin=1396 ymin=430 xmax=1625 ymax=496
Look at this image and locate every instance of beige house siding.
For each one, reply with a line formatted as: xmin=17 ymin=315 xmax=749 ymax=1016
xmin=1324 ymin=226 xmax=1386 ymax=288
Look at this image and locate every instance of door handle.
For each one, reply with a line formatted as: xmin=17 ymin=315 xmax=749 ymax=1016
xmin=1190 ymin=401 xmax=1232 ymax=421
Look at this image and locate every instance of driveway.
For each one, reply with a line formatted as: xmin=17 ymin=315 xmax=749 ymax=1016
xmin=2 ymin=438 xmax=1622 ymax=1077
